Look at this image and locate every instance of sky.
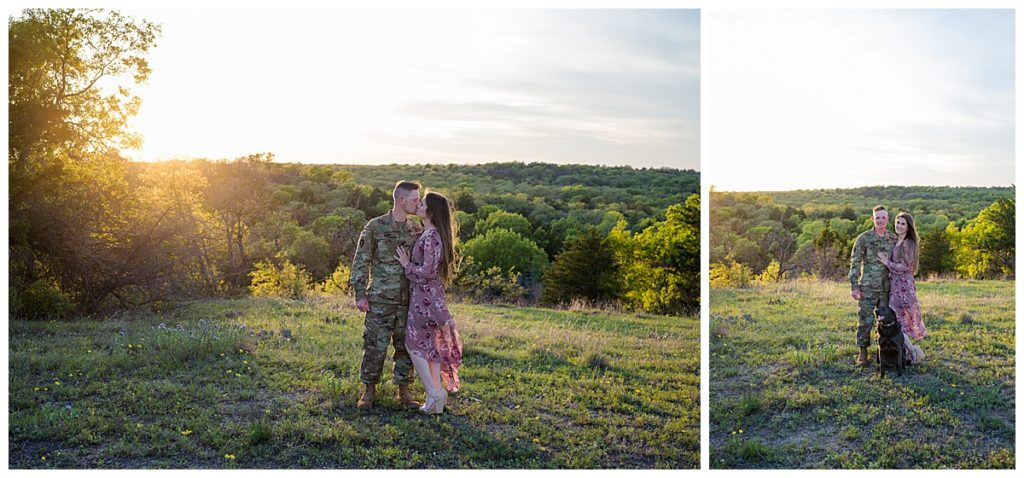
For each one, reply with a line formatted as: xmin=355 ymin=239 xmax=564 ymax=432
xmin=115 ymin=8 xmax=700 ymax=169
xmin=704 ymin=9 xmax=1015 ymax=191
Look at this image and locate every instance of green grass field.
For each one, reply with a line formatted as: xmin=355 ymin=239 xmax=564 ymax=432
xmin=9 ymin=299 xmax=698 ymax=469
xmin=710 ymin=280 xmax=1014 ymax=469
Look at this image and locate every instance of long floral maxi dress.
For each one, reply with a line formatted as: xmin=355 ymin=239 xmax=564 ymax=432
xmin=404 ymin=228 xmax=462 ymax=392
xmin=888 ymin=238 xmax=927 ymax=360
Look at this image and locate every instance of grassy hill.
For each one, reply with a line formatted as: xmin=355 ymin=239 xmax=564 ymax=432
xmin=9 ymin=299 xmax=699 ymax=469
xmin=710 ymin=280 xmax=1014 ymax=469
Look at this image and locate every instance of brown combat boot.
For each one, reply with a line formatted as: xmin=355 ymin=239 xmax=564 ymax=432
xmin=357 ymin=384 xmax=376 ymax=410
xmin=397 ymin=383 xmax=421 ymax=409
xmin=855 ymin=347 xmax=869 ymax=367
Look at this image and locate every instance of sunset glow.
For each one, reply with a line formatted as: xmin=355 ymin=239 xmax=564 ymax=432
xmin=123 ymin=9 xmax=700 ymax=169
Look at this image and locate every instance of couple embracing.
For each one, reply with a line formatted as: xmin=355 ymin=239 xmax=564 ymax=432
xmin=849 ymin=205 xmax=927 ymax=368
xmin=348 ymin=181 xmax=462 ymax=414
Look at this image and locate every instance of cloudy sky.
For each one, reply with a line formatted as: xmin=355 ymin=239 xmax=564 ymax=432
xmin=705 ymin=9 xmax=1014 ymax=190
xmin=120 ymin=9 xmax=699 ymax=169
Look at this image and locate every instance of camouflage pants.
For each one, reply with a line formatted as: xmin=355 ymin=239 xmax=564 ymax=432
xmin=856 ymin=288 xmax=889 ymax=348
xmin=359 ymin=302 xmax=414 ymax=385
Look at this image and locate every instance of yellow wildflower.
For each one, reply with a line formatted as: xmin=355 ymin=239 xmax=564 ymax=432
xmin=225 ymin=454 xmax=236 ymax=460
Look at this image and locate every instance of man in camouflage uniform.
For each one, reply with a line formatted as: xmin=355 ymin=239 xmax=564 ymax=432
xmin=349 ymin=181 xmax=423 ymax=410
xmin=848 ymin=205 xmax=896 ymax=367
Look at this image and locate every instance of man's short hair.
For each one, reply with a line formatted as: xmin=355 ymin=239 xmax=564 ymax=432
xmin=872 ymin=205 xmax=887 ymax=214
xmin=393 ymin=181 xmax=421 ymax=201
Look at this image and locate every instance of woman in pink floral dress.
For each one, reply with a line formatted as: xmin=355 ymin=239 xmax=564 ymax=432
xmin=396 ymin=191 xmax=462 ymax=414
xmin=878 ymin=212 xmax=926 ymax=364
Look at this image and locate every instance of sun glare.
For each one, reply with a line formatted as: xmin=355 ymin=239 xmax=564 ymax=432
xmin=126 ymin=11 xmax=547 ymax=164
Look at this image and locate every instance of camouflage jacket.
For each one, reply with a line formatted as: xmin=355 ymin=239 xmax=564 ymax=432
xmin=348 ymin=212 xmax=422 ymax=305
xmin=849 ymin=228 xmax=896 ymax=292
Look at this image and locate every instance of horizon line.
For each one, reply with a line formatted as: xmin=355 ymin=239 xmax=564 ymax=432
xmin=128 ymin=157 xmax=701 ymax=172
xmin=711 ymin=184 xmax=1014 ymax=192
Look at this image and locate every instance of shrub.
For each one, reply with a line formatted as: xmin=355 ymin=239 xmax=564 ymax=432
xmin=318 ymin=262 xmax=352 ymax=295
xmin=710 ymin=261 xmax=753 ymax=289
xmin=541 ymin=228 xmax=620 ymax=306
xmin=17 ymin=279 xmax=75 ymax=319
xmin=462 ymin=228 xmax=548 ymax=283
xmin=756 ymin=260 xmax=783 ymax=284
xmin=249 ymin=257 xmax=311 ymax=299
xmin=452 ymin=257 xmax=528 ymax=303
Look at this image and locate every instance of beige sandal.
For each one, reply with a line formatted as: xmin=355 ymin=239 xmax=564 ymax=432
xmin=912 ymin=344 xmax=925 ymax=364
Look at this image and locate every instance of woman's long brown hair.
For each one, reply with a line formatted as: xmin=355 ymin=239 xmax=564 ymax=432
xmin=895 ymin=212 xmax=920 ymax=274
xmin=424 ymin=191 xmax=458 ymax=285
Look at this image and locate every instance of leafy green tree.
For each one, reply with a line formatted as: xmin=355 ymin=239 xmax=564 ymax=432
xmin=133 ymin=161 xmax=221 ymax=293
xmin=918 ymin=227 xmax=955 ymax=278
xmin=536 ymin=215 xmax=580 ymax=259
xmin=476 ymin=210 xmax=533 ymax=238
xmin=617 ymin=195 xmax=700 ymax=314
xmin=951 ymin=197 xmax=1015 ymax=278
xmin=454 ymin=210 xmax=476 ymax=242
xmin=284 ymin=228 xmax=332 ymax=281
xmin=540 ymin=229 xmax=620 ymax=305
xmin=450 ymin=186 xmax=479 ymax=214
xmin=9 ymin=9 xmax=159 ymax=160
xmin=9 ymin=9 xmax=160 ymax=313
xmin=202 ymin=154 xmax=274 ymax=286
xmin=311 ymin=207 xmax=367 ymax=266
xmin=462 ymin=228 xmax=548 ymax=283
xmin=810 ymin=219 xmax=848 ymax=280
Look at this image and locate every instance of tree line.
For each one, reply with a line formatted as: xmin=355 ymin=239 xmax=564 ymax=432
xmin=8 ymin=9 xmax=700 ymax=318
xmin=710 ymin=187 xmax=1015 ymax=287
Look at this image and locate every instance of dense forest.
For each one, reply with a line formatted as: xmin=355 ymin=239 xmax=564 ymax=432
xmin=8 ymin=9 xmax=700 ymax=318
xmin=710 ymin=186 xmax=1015 ymax=286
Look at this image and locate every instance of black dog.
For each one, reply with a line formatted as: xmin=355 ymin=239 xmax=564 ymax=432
xmin=876 ymin=305 xmax=904 ymax=378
